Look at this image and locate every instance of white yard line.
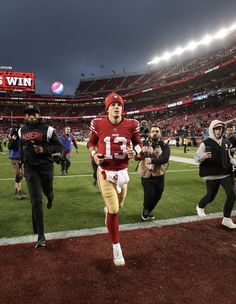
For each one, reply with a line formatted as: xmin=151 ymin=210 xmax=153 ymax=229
xmin=0 ymin=211 xmax=235 ymax=247
xmin=170 ymin=156 xmax=198 ymax=165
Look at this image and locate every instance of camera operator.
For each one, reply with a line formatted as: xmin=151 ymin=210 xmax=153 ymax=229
xmin=8 ymin=124 xmax=26 ymax=200
xmin=137 ymin=125 xmax=170 ymax=221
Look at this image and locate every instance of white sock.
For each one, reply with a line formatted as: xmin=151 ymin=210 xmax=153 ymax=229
xmin=113 ymin=243 xmax=121 ymax=251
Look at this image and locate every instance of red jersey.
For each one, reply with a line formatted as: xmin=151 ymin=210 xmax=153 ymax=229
xmin=88 ymin=117 xmax=142 ymax=170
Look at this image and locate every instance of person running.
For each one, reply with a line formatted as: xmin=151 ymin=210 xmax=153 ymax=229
xmin=87 ymin=92 xmax=142 ymax=266
xmin=195 ymin=119 xmax=236 ymax=229
xmin=19 ymin=104 xmax=63 ymax=248
xmin=59 ymin=126 xmax=79 ymax=175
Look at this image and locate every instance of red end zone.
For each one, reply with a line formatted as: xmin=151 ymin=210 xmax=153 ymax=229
xmin=0 ymin=218 xmax=235 ymax=304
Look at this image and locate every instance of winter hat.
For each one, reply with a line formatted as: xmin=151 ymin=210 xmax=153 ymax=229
xmin=105 ymin=92 xmax=124 ymax=112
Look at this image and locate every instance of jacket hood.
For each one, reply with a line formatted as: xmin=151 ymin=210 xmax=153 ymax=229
xmin=208 ymin=119 xmax=225 ymax=145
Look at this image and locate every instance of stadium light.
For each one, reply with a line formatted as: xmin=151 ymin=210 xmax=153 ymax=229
xmin=162 ymin=51 xmax=171 ymax=61
xmin=213 ymin=28 xmax=228 ymax=39
xmin=172 ymin=46 xmax=184 ymax=56
xmin=200 ymin=34 xmax=213 ymax=45
xmin=147 ymin=20 xmax=236 ymax=65
xmin=229 ymin=23 xmax=236 ymax=31
xmin=185 ymin=41 xmax=199 ymax=51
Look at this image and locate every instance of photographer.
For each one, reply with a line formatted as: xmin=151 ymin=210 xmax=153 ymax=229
xmin=8 ymin=124 xmax=26 ymax=200
xmin=137 ymin=125 xmax=170 ymax=221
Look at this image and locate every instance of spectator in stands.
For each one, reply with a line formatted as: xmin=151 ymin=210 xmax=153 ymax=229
xmin=195 ymin=120 xmax=236 ymax=229
xmin=8 ymin=124 xmax=26 ymax=200
xmin=19 ymin=105 xmax=63 ymax=248
xmin=87 ymin=92 xmax=142 ymax=266
xmin=137 ymin=125 xmax=170 ymax=221
xmin=59 ymin=127 xmax=79 ymax=175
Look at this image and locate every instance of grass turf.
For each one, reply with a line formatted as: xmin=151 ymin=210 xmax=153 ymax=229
xmin=0 ymin=144 xmax=229 ymax=238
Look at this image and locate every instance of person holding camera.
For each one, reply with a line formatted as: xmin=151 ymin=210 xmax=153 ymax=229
xmin=195 ymin=120 xmax=236 ymax=229
xmin=137 ymin=125 xmax=170 ymax=221
xmin=19 ymin=105 xmax=63 ymax=248
xmin=87 ymin=92 xmax=142 ymax=266
xmin=8 ymin=124 xmax=26 ymax=200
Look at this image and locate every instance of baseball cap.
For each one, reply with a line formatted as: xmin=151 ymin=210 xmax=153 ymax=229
xmin=24 ymin=104 xmax=40 ymax=114
xmin=105 ymin=92 xmax=124 ymax=112
xmin=213 ymin=122 xmax=225 ymax=129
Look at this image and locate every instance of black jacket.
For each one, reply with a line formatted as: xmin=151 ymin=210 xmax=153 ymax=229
xmin=19 ymin=120 xmax=63 ymax=167
xmin=199 ymin=138 xmax=232 ymax=177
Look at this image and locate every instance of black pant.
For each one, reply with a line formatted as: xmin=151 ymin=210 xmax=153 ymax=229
xmin=141 ymin=175 xmax=164 ymax=212
xmin=24 ymin=165 xmax=54 ymax=236
xmin=61 ymin=155 xmax=71 ymax=173
xmin=198 ymin=175 xmax=235 ymax=217
xmin=91 ymin=159 xmax=98 ymax=180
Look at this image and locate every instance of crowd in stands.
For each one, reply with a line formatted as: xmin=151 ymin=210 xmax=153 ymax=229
xmin=1 ymin=34 xmax=236 ymax=144
xmin=75 ymin=39 xmax=236 ymax=96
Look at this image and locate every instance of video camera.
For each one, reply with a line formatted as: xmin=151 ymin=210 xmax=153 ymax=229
xmin=140 ymin=120 xmax=149 ymax=139
xmin=10 ymin=124 xmax=20 ymax=138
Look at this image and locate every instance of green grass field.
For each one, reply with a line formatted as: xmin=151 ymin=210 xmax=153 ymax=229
xmin=0 ymin=144 xmax=229 ymax=239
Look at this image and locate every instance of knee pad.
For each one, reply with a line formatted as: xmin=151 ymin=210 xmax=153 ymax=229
xmin=15 ymin=173 xmax=23 ymax=183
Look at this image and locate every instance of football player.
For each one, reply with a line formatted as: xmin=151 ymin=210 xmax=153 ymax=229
xmin=87 ymin=92 xmax=142 ymax=266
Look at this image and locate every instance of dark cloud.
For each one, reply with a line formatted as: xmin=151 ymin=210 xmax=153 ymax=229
xmin=1 ymin=0 xmax=236 ymax=94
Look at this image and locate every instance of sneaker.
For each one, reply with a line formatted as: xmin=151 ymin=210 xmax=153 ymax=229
xmin=222 ymin=217 xmax=236 ymax=229
xmin=16 ymin=190 xmax=26 ymax=200
xmin=141 ymin=209 xmax=150 ymax=221
xmin=196 ymin=205 xmax=206 ymax=217
xmin=148 ymin=212 xmax=155 ymax=220
xmin=104 ymin=207 xmax=108 ymax=226
xmin=46 ymin=199 xmax=53 ymax=209
xmin=35 ymin=235 xmax=46 ymax=248
xmin=113 ymin=243 xmax=125 ymax=266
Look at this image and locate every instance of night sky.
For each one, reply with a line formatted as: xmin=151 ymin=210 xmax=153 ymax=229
xmin=1 ymin=0 xmax=236 ymax=94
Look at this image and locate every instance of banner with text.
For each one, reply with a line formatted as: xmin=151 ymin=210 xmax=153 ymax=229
xmin=0 ymin=71 xmax=35 ymax=92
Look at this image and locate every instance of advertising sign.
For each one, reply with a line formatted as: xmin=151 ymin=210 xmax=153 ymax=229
xmin=0 ymin=71 xmax=35 ymax=92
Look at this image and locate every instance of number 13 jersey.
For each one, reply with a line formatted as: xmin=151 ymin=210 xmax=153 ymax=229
xmin=88 ymin=117 xmax=142 ymax=171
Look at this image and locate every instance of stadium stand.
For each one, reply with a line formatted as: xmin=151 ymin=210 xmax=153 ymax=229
xmin=1 ymin=31 xmax=236 ymax=142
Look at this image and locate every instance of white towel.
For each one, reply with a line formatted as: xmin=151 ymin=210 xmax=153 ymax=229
xmin=102 ymin=168 xmax=129 ymax=193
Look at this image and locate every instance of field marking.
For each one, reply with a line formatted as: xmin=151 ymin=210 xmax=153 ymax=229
xmin=0 ymin=168 xmax=198 ymax=182
xmin=0 ymin=210 xmax=235 ymax=247
xmin=170 ymin=156 xmax=198 ymax=165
